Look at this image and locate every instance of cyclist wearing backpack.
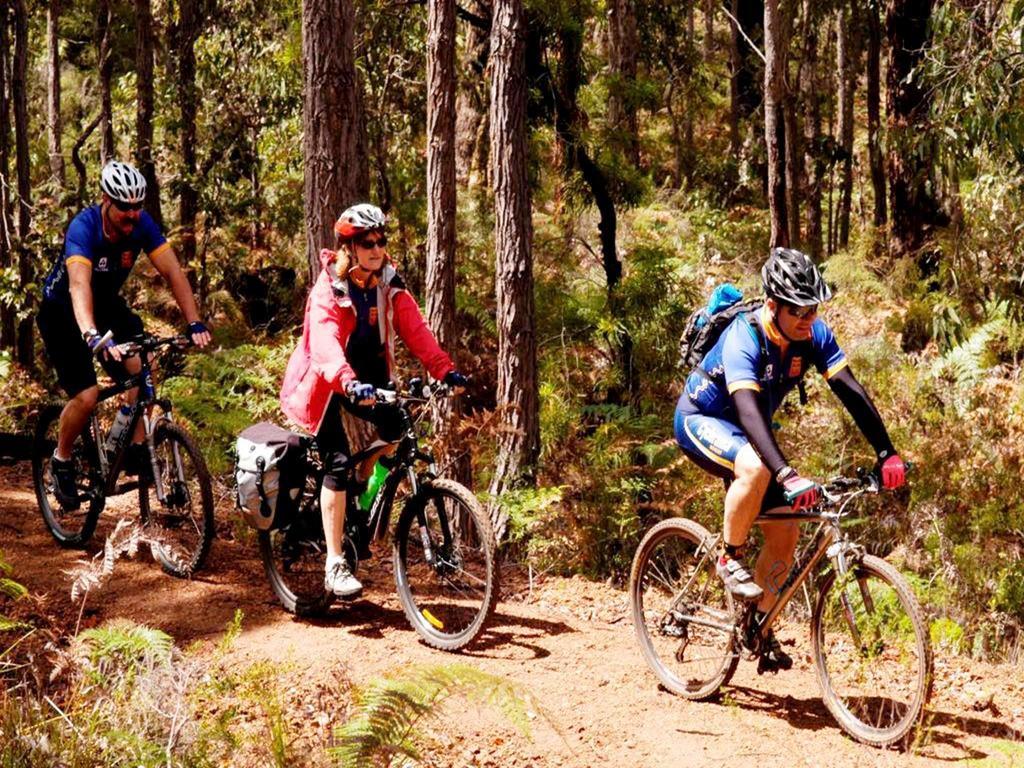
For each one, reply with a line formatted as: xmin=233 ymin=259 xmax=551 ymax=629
xmin=280 ymin=203 xmax=466 ymax=599
xmin=37 ymin=161 xmax=211 ymax=510
xmin=673 ymin=248 xmax=906 ymax=672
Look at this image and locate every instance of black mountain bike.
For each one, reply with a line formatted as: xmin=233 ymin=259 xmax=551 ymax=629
xmin=32 ymin=334 xmax=215 ymax=578
xmin=258 ymin=380 xmax=499 ymax=652
xmin=630 ymin=469 xmax=933 ymax=747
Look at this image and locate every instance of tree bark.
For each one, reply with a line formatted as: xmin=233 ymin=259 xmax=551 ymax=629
xmin=135 ymin=0 xmax=162 ymax=226
xmin=177 ymin=0 xmax=199 ymax=268
xmin=0 ymin=4 xmax=14 ymax=350
xmin=729 ymin=0 xmax=764 ymax=174
xmin=867 ymin=0 xmax=886 ymax=227
xmin=764 ymin=0 xmax=788 ymax=247
xmin=426 ymin=0 xmax=470 ymax=484
xmin=301 ymin=0 xmax=369 ymax=282
xmin=799 ymin=0 xmax=823 ymax=260
xmin=455 ymin=0 xmax=490 ymax=186
xmin=783 ymin=86 xmax=801 ymax=247
xmin=46 ymin=0 xmax=65 ymax=186
xmin=886 ymin=0 xmax=942 ymax=259
xmin=836 ymin=1 xmax=858 ymax=249
xmin=13 ymin=0 xmax=32 ymax=365
xmin=488 ymin=0 xmax=538 ymax=538
xmin=98 ymin=0 xmax=114 ymax=164
xmin=606 ymin=0 xmax=640 ymax=166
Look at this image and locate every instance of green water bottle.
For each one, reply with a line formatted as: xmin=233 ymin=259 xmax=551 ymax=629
xmin=358 ymin=461 xmax=388 ymax=511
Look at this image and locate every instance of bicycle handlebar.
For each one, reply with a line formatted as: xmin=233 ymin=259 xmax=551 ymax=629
xmin=113 ymin=333 xmax=193 ymax=357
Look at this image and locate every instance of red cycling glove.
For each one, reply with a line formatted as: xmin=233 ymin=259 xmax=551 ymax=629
xmin=781 ymin=471 xmax=821 ymax=511
xmin=879 ymin=454 xmax=906 ymax=489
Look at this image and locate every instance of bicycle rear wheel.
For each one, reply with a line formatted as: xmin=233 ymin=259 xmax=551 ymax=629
xmin=811 ymin=554 xmax=933 ymax=747
xmin=32 ymin=405 xmax=103 ymax=547
xmin=394 ymin=479 xmax=498 ymax=651
xmin=629 ymin=518 xmax=738 ymax=700
xmin=138 ymin=422 xmax=214 ymax=577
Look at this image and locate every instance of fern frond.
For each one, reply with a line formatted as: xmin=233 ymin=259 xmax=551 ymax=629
xmin=75 ymin=619 xmax=174 ymax=670
xmin=329 ymin=663 xmax=538 ymax=768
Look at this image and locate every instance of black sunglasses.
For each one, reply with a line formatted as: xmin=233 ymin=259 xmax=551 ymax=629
xmin=111 ymin=199 xmax=144 ymax=212
xmin=785 ymin=303 xmax=819 ymax=319
xmin=357 ymin=234 xmax=388 ymax=249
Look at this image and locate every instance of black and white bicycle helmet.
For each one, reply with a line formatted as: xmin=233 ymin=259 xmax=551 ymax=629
xmin=761 ymin=247 xmax=833 ymax=306
xmin=334 ymin=203 xmax=387 ymax=239
xmin=100 ymin=160 xmax=147 ymax=204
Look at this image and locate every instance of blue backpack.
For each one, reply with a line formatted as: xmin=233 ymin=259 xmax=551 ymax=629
xmin=678 ymin=283 xmax=763 ymax=372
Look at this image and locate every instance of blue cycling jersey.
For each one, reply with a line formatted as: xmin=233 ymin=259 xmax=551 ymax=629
xmin=42 ymin=205 xmax=169 ymax=305
xmin=680 ymin=305 xmax=847 ymax=419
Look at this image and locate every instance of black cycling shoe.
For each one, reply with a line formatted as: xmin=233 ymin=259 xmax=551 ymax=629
xmin=757 ymin=631 xmax=794 ymax=674
xmin=51 ymin=454 xmax=80 ymax=511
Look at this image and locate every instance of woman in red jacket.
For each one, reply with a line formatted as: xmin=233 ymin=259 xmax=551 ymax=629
xmin=280 ymin=203 xmax=466 ymax=598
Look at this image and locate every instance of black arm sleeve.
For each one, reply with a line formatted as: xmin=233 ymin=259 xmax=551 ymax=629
xmin=731 ymin=388 xmax=788 ymax=476
xmin=827 ymin=367 xmax=896 ymax=458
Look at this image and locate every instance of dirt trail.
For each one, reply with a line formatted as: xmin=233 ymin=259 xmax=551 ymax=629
xmin=1 ymin=463 xmax=1021 ymax=767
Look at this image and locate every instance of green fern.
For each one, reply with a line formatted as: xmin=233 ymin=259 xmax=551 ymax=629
xmin=0 ymin=551 xmax=28 ymax=632
xmin=329 ymin=664 xmax=536 ymax=768
xmin=74 ymin=620 xmax=174 ymax=685
xmin=929 ymin=309 xmax=1007 ymax=414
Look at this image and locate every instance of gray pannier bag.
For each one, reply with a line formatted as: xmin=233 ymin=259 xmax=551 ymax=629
xmin=235 ymin=422 xmax=307 ymax=530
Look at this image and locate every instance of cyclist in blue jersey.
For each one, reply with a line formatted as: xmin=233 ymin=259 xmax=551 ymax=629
xmin=37 ymin=161 xmax=212 ymax=510
xmin=673 ymin=248 xmax=907 ymax=672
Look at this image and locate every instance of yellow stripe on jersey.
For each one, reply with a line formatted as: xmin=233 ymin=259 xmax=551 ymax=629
xmin=727 ymin=380 xmax=761 ymax=394
xmin=65 ymin=255 xmax=92 ymax=268
xmin=149 ymin=242 xmax=172 ymax=260
xmin=824 ymin=358 xmax=849 ymax=380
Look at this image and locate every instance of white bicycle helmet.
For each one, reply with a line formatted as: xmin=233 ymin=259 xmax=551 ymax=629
xmin=334 ymin=203 xmax=387 ymax=239
xmin=100 ymin=161 xmax=147 ymax=204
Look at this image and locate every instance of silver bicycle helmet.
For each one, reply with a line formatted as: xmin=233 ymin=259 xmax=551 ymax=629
xmin=761 ymin=247 xmax=833 ymax=306
xmin=100 ymin=161 xmax=147 ymax=204
xmin=334 ymin=203 xmax=388 ymax=239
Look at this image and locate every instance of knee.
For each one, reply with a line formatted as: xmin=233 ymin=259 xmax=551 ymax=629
xmin=733 ymin=446 xmax=770 ymax=491
xmin=72 ymin=387 xmax=99 ymax=411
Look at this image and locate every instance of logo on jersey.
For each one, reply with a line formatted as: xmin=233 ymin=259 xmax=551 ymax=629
xmin=121 ymin=251 xmax=133 ymax=268
xmin=789 ymin=357 xmax=803 ymax=377
xmin=97 ymin=257 xmax=108 ymax=271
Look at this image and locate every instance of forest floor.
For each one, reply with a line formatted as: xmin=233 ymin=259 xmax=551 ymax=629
xmin=1 ymin=462 xmax=1022 ymax=768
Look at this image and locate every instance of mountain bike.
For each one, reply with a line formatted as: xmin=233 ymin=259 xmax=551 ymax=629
xmin=629 ymin=469 xmax=933 ymax=747
xmin=258 ymin=380 xmax=499 ymax=652
xmin=32 ymin=334 xmax=215 ymax=578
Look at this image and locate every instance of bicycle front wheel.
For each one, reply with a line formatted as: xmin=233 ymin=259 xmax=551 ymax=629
xmin=811 ymin=554 xmax=933 ymax=747
xmin=138 ymin=422 xmax=215 ymax=577
xmin=394 ymin=479 xmax=498 ymax=651
xmin=32 ymin=405 xmax=103 ymax=547
xmin=629 ymin=518 xmax=738 ymax=700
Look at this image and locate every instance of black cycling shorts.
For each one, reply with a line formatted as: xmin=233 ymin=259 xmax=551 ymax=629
xmin=37 ymin=297 xmax=144 ymax=398
xmin=315 ymin=393 xmax=404 ymax=492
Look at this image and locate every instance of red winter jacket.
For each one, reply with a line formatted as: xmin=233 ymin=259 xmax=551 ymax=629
xmin=280 ymin=249 xmax=454 ymax=433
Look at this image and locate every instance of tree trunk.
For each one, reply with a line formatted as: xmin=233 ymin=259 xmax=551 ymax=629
xmin=684 ymin=2 xmax=695 ymax=188
xmin=764 ymin=0 xmax=788 ymax=247
xmin=729 ymin=0 xmax=764 ymax=174
xmin=455 ymin=0 xmax=490 ymax=186
xmin=799 ymin=0 xmax=822 ymax=260
xmin=886 ymin=0 xmax=942 ymax=259
xmin=135 ymin=0 xmax=162 ymax=226
xmin=13 ymin=0 xmax=32 ymax=365
xmin=46 ymin=0 xmax=65 ymax=186
xmin=301 ymin=0 xmax=369 ymax=282
xmin=98 ymin=0 xmax=114 ymax=164
xmin=606 ymin=0 xmax=640 ymax=166
xmin=836 ymin=1 xmax=858 ymax=249
xmin=177 ymin=0 xmax=199 ymax=268
xmin=488 ymin=0 xmax=538 ymax=539
xmin=0 ymin=4 xmax=14 ymax=350
xmin=784 ymin=87 xmax=801 ymax=247
xmin=867 ymin=0 xmax=886 ymax=227
xmin=426 ymin=0 xmax=469 ymax=484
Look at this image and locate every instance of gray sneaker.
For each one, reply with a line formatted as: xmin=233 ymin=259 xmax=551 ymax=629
xmin=325 ymin=559 xmax=363 ymax=599
xmin=716 ymin=554 xmax=764 ymax=602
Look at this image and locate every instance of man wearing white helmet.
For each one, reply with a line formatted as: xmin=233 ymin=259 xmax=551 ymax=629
xmin=37 ymin=160 xmax=211 ymax=510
